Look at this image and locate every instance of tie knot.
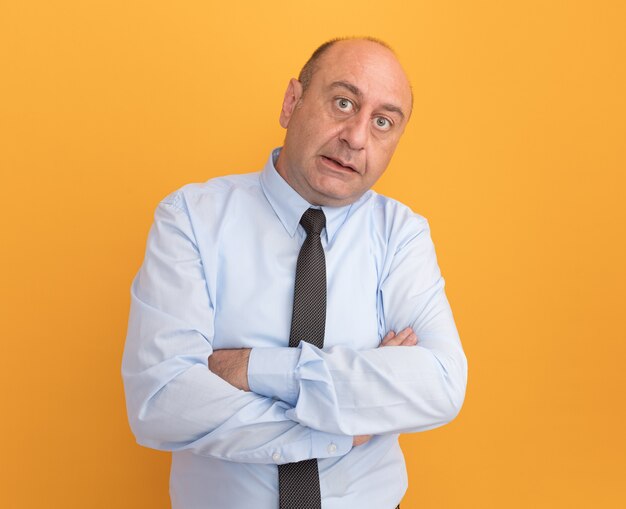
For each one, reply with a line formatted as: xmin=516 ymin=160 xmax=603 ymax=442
xmin=300 ymin=208 xmax=326 ymax=236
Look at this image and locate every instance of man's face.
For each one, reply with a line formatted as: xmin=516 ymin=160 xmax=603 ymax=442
xmin=275 ymin=40 xmax=413 ymax=207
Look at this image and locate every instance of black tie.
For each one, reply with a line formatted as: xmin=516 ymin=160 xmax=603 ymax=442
xmin=278 ymin=208 xmax=326 ymax=509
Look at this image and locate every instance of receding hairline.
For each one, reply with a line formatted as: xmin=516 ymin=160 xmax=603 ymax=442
xmin=297 ymin=37 xmax=413 ymax=111
xmin=298 ymin=37 xmax=394 ymax=90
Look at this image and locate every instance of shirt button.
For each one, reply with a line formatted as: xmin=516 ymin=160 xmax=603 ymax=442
xmin=272 ymin=452 xmax=281 ymax=462
xmin=327 ymin=443 xmax=337 ymax=454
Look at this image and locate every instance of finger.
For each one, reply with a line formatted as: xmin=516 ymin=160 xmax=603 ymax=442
xmin=400 ymin=334 xmax=418 ymax=346
xmin=381 ymin=328 xmax=417 ymax=347
xmin=384 ymin=327 xmax=412 ymax=345
xmin=383 ymin=330 xmax=396 ymax=341
xmin=381 ymin=335 xmax=407 ymax=347
xmin=403 ymin=331 xmax=417 ymax=346
xmin=395 ymin=327 xmax=414 ymax=341
xmin=353 ymin=435 xmax=373 ymax=447
xmin=380 ymin=330 xmax=396 ymax=346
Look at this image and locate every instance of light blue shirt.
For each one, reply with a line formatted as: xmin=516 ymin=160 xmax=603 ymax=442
xmin=122 ymin=148 xmax=467 ymax=509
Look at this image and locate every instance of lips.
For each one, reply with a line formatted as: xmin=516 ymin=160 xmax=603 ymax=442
xmin=320 ymin=155 xmax=358 ymax=173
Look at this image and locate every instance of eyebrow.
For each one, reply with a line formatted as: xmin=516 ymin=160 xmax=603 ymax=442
xmin=330 ymin=80 xmax=406 ymax=120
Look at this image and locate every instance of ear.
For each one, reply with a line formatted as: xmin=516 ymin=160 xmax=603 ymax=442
xmin=279 ymin=78 xmax=303 ymax=128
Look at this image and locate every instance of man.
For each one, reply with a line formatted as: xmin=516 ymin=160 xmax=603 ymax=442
xmin=123 ymin=37 xmax=467 ymax=509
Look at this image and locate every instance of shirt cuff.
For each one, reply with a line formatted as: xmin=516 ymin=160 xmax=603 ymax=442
xmin=248 ymin=347 xmax=300 ymax=406
xmin=267 ymin=430 xmax=353 ymax=465
xmin=311 ymin=431 xmax=352 ymax=460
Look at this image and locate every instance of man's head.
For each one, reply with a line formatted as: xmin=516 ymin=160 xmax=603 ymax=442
xmin=275 ymin=37 xmax=413 ymax=207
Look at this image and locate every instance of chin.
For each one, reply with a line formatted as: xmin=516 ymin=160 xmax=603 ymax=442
xmin=313 ymin=179 xmax=356 ymax=199
xmin=316 ymin=189 xmax=358 ymax=206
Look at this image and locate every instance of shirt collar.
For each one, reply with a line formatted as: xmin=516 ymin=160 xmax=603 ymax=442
xmin=260 ymin=147 xmax=353 ymax=243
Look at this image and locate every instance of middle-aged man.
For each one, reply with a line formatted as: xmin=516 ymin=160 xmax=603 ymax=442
xmin=123 ymin=37 xmax=467 ymax=509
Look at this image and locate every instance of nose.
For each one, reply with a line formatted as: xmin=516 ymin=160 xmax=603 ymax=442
xmin=339 ymin=112 xmax=369 ymax=151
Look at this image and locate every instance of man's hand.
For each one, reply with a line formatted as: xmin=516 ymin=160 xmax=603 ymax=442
xmin=208 ymin=349 xmax=251 ymax=391
xmin=380 ymin=327 xmax=418 ymax=347
xmin=353 ymin=435 xmax=373 ymax=446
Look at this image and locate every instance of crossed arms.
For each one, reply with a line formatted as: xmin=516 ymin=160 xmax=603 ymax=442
xmin=209 ymin=327 xmax=419 ymax=446
xmin=122 ymin=197 xmax=467 ymax=465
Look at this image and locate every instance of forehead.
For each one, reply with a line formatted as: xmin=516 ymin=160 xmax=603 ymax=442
xmin=312 ymin=40 xmax=412 ymax=113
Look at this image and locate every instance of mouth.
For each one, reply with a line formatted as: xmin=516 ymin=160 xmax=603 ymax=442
xmin=320 ymin=155 xmax=358 ymax=173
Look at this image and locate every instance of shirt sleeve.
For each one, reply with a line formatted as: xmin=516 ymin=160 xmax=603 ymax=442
xmin=122 ymin=197 xmax=352 ymax=464
xmin=247 ymin=216 xmax=467 ymax=436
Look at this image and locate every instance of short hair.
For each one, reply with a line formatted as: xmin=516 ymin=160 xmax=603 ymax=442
xmin=297 ymin=37 xmax=395 ymax=94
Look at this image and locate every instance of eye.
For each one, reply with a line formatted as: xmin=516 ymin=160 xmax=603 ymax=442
xmin=335 ymin=97 xmax=354 ymax=112
xmin=374 ymin=116 xmax=392 ymax=131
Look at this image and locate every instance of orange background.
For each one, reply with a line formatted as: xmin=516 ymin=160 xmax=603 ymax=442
xmin=2 ymin=1 xmax=625 ymax=507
